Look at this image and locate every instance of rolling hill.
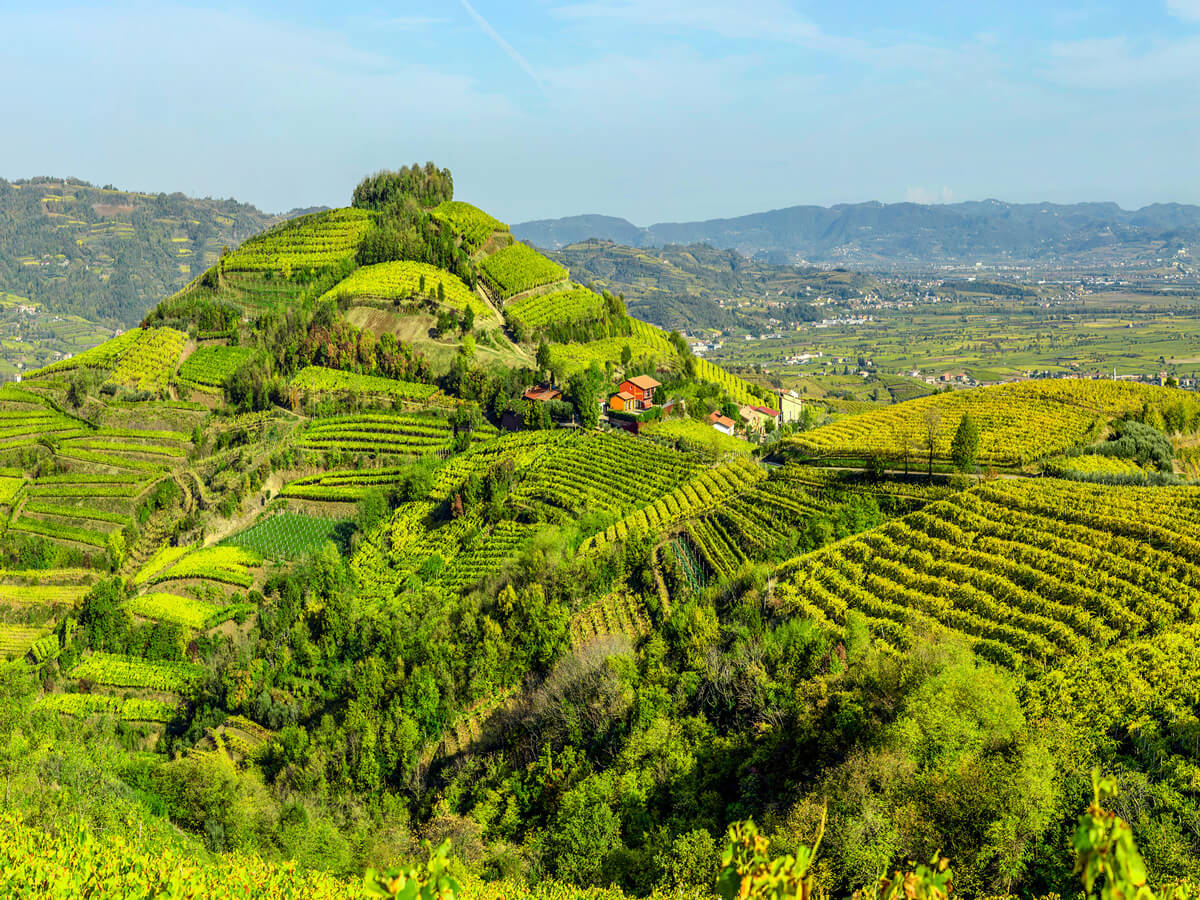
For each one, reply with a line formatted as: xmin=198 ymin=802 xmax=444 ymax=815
xmin=0 ymin=176 xmax=300 ymax=326
xmin=515 ymin=199 xmax=1200 ymax=267
xmin=2 ymin=164 xmax=1200 ymax=899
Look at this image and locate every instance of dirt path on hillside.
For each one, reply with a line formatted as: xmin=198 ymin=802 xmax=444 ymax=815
xmin=203 ymin=472 xmax=283 ymax=546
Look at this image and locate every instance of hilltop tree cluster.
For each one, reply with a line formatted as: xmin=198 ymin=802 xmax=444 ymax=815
xmin=352 ymin=163 xmax=454 ymax=210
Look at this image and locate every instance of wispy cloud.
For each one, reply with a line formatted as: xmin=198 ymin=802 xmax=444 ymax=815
xmin=377 ymin=16 xmax=448 ymax=29
xmin=1167 ymin=0 xmax=1200 ymax=22
xmin=1044 ymin=35 xmax=1200 ymax=88
xmin=459 ymin=0 xmax=547 ymax=95
xmin=547 ymin=0 xmax=963 ymax=70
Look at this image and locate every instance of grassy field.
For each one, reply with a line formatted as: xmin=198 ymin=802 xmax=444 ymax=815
xmin=709 ymin=292 xmax=1200 ymax=381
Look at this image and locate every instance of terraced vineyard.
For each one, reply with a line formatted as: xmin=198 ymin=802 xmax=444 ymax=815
xmin=679 ymin=466 xmax=932 ymax=578
xmin=505 ymin=287 xmax=608 ymax=330
xmin=0 ymin=624 xmax=43 ymax=658
xmin=691 ymin=354 xmax=763 ymax=407
xmin=291 ymin=366 xmax=440 ymax=402
xmin=506 ymin=431 xmax=704 ymax=516
xmin=146 ymin=546 xmax=261 ymax=589
xmin=69 ymin=651 xmax=205 ymax=693
xmin=583 ymin=457 xmax=765 ymax=551
xmin=438 ymin=521 xmax=537 ymax=591
xmin=774 ymin=479 xmax=1200 ymax=669
xmin=430 ymin=200 xmax=509 ymax=250
xmin=110 ymin=328 xmax=186 ymax=391
xmin=1044 ymin=454 xmax=1150 ymax=479
xmin=220 ymin=208 xmax=373 ymax=273
xmin=24 ymin=328 xmax=143 ymax=378
xmin=128 ymin=592 xmax=227 ymax=629
xmin=320 ymin=260 xmax=492 ymax=318
xmin=177 ymin=345 xmax=258 ymax=388
xmin=547 ymin=333 xmax=672 ymax=377
xmin=569 ymin=592 xmax=652 ymax=646
xmin=35 ymin=693 xmax=181 ymax=722
xmin=787 ymin=379 xmax=1197 ymax=466
xmin=479 ymin=243 xmax=568 ymax=300
xmin=297 ymin=410 xmax=497 ymax=457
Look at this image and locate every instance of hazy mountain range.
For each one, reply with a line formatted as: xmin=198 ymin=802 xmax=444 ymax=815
xmin=514 ymin=200 xmax=1200 ymax=267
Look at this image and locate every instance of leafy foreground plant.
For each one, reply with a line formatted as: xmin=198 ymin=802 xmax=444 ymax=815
xmin=0 ymin=772 xmax=1193 ymax=899
xmin=1072 ymin=771 xmax=1197 ymax=900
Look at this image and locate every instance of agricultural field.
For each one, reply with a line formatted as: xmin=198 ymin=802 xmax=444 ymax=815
xmin=69 ymin=651 xmax=205 ymax=693
xmin=505 ymin=287 xmax=608 ymax=329
xmin=11 ymin=176 xmax=1200 ymax=896
xmin=23 ymin=327 xmax=142 ymax=378
xmin=479 ymin=243 xmax=568 ymax=300
xmin=786 ymin=379 xmax=1198 ymax=466
xmin=1043 ymin=454 xmax=1150 ymax=479
xmin=177 ymin=345 xmax=258 ymax=388
xmin=505 ymin=430 xmax=704 ymax=517
xmin=0 ymin=624 xmax=43 ymax=658
xmin=547 ymin=333 xmax=672 ymax=377
xmin=430 ymin=200 xmax=509 ymax=250
xmin=320 ymin=260 xmax=492 ymax=318
xmin=774 ymin=479 xmax=1200 ymax=669
xmin=691 ymin=354 xmax=764 ymax=406
xmin=297 ymin=410 xmax=497 ymax=457
xmin=290 ymin=366 xmax=440 ymax=402
xmin=110 ymin=327 xmax=186 ymax=391
xmin=146 ymin=546 xmax=261 ymax=589
xmin=220 ymin=208 xmax=374 ymax=273
xmin=644 ymin=416 xmax=753 ymax=457
xmin=684 ymin=282 xmax=1200 ymax=383
xmin=582 ymin=457 xmax=765 ymax=551
xmin=35 ymin=693 xmax=181 ymax=722
xmin=222 ymin=513 xmax=351 ymax=561
xmin=127 ymin=592 xmax=226 ymax=629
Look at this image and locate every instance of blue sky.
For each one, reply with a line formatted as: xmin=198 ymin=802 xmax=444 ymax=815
xmin=0 ymin=1 xmax=1197 ymax=222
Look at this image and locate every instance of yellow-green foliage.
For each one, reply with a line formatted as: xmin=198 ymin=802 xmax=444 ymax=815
xmin=1047 ymin=454 xmax=1148 ymax=477
xmin=788 ymin=379 xmax=1198 ymax=465
xmin=178 ymin=345 xmax=258 ymax=387
xmin=222 ymin=208 xmax=373 ymax=273
xmin=772 ymin=478 xmax=1200 ymax=669
xmin=292 ymin=366 xmax=441 ymax=402
xmin=128 ymin=592 xmax=221 ymax=629
xmin=480 ymin=243 xmax=567 ymax=300
xmin=34 ymin=693 xmax=180 ymax=722
xmin=24 ymin=328 xmax=141 ymax=378
xmin=69 ymin=651 xmax=204 ymax=693
xmin=132 ymin=544 xmax=192 ymax=585
xmin=0 ymin=476 xmax=23 ymax=504
xmin=0 ymin=813 xmax=357 ymax=899
xmin=110 ymin=327 xmax=186 ymax=391
xmin=690 ymin=354 xmax=762 ymax=406
xmin=645 ymin=417 xmax=752 ymax=457
xmin=430 ymin=200 xmax=508 ymax=249
xmin=320 ymin=261 xmax=491 ymax=317
xmin=150 ymin=545 xmax=261 ymax=589
xmin=547 ymin=334 xmax=670 ymax=376
xmin=505 ymin=287 xmax=607 ymax=328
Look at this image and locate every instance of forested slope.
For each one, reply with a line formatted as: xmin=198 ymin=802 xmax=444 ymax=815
xmin=0 ymin=176 xmax=288 ymax=325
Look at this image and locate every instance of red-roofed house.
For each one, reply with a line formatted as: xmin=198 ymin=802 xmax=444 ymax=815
xmin=616 ymin=375 xmax=661 ymax=410
xmin=709 ymin=410 xmax=735 ymax=436
xmin=523 ymin=385 xmax=562 ymax=403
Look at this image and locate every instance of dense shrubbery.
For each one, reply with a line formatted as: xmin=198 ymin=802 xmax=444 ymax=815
xmin=352 ymin=164 xmax=454 ymax=211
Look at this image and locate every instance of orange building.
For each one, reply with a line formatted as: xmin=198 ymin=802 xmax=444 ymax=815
xmin=616 ymin=375 xmax=661 ymax=410
xmin=609 ymin=390 xmax=635 ymax=412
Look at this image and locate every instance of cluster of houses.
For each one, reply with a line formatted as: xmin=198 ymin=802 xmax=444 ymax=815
xmin=515 ymin=371 xmax=802 ymax=442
